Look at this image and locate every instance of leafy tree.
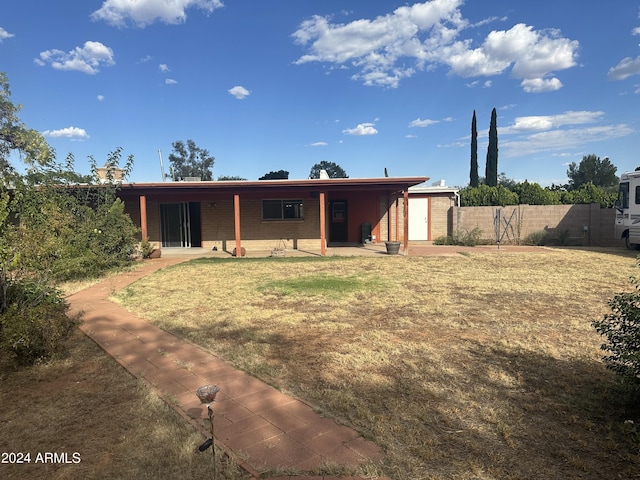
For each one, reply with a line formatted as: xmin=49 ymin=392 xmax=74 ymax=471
xmin=470 ymin=110 xmax=478 ymax=187
xmin=168 ymin=139 xmax=214 ymax=181
xmin=485 ymin=108 xmax=498 ymax=187
xmin=0 ymin=73 xmax=139 ymax=365
xmin=567 ymin=154 xmax=618 ymax=191
xmin=497 ymin=172 xmax=517 ymax=190
xmin=259 ymin=170 xmax=289 ymax=180
xmin=0 ymin=71 xmax=51 ymax=176
xmin=309 ymin=161 xmax=348 ymax=179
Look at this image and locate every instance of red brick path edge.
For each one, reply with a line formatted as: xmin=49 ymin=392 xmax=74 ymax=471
xmin=66 ymin=258 xmax=389 ymax=480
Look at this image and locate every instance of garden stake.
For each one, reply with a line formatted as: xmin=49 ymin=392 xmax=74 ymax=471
xmin=196 ymin=384 xmax=220 ymax=480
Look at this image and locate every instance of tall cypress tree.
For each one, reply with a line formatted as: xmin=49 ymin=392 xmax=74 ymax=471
xmin=485 ymin=107 xmax=498 ymax=186
xmin=470 ymin=110 xmax=478 ymax=187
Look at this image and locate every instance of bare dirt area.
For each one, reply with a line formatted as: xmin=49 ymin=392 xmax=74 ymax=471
xmin=113 ymin=248 xmax=640 ymax=480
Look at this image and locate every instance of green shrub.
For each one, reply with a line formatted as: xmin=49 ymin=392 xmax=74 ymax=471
xmin=524 ymin=230 xmax=547 ymax=245
xmin=139 ymin=238 xmax=155 ymax=259
xmin=433 ymin=235 xmax=453 ymax=245
xmin=0 ymin=282 xmax=79 ymax=365
xmin=434 ymin=228 xmax=484 ymax=246
xmin=593 ymin=274 xmax=640 ymax=388
xmin=512 ymin=181 xmax=561 ymax=205
xmin=460 ymin=185 xmax=519 ymax=207
xmin=560 ymin=182 xmax=618 ymax=208
xmin=454 ymin=227 xmax=483 ymax=246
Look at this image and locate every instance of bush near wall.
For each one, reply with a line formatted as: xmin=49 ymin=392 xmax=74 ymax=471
xmin=460 ymin=182 xmax=617 ymax=208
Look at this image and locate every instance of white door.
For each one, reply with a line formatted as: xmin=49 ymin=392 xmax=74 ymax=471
xmin=409 ymin=197 xmax=429 ymax=240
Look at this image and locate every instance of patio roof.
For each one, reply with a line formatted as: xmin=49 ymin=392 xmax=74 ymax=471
xmin=117 ymin=176 xmax=429 ymax=195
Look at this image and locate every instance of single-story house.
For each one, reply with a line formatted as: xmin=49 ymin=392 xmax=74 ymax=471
xmin=116 ymin=176 xmax=428 ymax=256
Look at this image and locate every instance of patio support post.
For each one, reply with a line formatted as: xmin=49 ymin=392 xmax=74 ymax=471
xmin=319 ymin=191 xmax=326 ymax=256
xmin=234 ymin=194 xmax=241 ymax=257
xmin=403 ymin=189 xmax=409 ymax=255
xmin=394 ymin=196 xmax=399 ymax=241
xmin=140 ymin=195 xmax=148 ymax=241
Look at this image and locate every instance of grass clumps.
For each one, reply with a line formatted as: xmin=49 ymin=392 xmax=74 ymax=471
xmin=258 ymin=274 xmax=382 ymax=297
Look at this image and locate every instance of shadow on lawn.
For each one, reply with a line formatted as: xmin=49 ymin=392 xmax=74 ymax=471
xmin=193 ymin=320 xmax=640 ymax=480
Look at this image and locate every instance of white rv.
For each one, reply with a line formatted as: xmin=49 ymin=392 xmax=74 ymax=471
xmin=615 ymin=171 xmax=640 ymax=249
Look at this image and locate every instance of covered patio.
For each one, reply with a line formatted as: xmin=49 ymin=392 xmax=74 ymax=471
xmin=117 ymin=176 xmax=428 ymax=257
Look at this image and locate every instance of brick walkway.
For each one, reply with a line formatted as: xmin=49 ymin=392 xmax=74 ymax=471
xmin=66 ymin=258 xmax=387 ymax=480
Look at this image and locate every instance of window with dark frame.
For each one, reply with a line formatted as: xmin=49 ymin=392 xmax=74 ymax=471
xmin=262 ymin=199 xmax=303 ymax=220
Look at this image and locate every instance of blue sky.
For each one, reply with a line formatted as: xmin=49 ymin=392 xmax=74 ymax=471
xmin=2 ymin=0 xmax=640 ymax=187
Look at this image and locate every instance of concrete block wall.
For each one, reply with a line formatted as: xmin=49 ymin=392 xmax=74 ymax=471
xmin=451 ymin=204 xmax=625 ymax=247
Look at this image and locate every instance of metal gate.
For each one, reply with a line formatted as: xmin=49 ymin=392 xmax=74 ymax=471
xmin=494 ymin=207 xmax=520 ymax=246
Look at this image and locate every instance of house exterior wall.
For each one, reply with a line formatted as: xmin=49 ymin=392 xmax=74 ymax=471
xmin=430 ymin=194 xmax=454 ymax=240
xmin=120 ymin=191 xmax=393 ymax=251
xmin=329 ymin=191 xmax=385 ymax=243
xmin=379 ymin=195 xmax=389 ymax=243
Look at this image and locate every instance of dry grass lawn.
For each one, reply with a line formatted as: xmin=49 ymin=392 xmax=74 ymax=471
xmin=113 ymin=248 xmax=640 ymax=479
xmin=0 ymin=331 xmax=249 ymax=480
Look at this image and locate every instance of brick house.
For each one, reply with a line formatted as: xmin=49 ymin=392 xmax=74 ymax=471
xmin=116 ymin=176 xmax=428 ymax=255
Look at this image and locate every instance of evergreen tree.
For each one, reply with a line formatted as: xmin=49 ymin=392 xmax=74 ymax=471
xmin=485 ymin=108 xmax=498 ymax=187
xmin=470 ymin=110 xmax=478 ymax=187
xmin=566 ymin=154 xmax=618 ymax=191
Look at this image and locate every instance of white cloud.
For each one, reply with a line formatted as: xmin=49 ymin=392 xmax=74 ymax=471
xmin=97 ymin=95 xmax=105 ymax=101
xmin=0 ymin=27 xmax=14 ymax=42
xmin=343 ymin=123 xmax=378 ymax=135
xmin=409 ymin=118 xmax=439 ymax=127
xmin=608 ymin=56 xmax=640 ymax=80
xmin=502 ymin=125 xmax=633 ymax=157
xmin=520 ymin=77 xmax=562 ymax=93
xmin=34 ymin=41 xmax=114 ymax=74
xmin=633 ymin=27 xmax=640 ymax=36
xmin=502 ymin=111 xmax=604 ymax=134
xmin=442 ymin=24 xmax=577 ymax=89
xmin=91 ymin=0 xmax=224 ymax=27
xmin=228 ymin=85 xmax=250 ymax=99
xmin=165 ymin=78 xmax=178 ymax=84
xmin=493 ymin=110 xmax=633 ymax=159
xmin=42 ymin=126 xmax=89 ymax=140
xmin=159 ymin=64 xmax=170 ymax=72
xmin=310 ymin=141 xmax=328 ymax=147
xmin=293 ymin=2 xmax=578 ymax=91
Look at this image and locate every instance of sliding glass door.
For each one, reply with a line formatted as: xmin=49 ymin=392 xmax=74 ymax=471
xmin=160 ymin=202 xmax=201 ymax=248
